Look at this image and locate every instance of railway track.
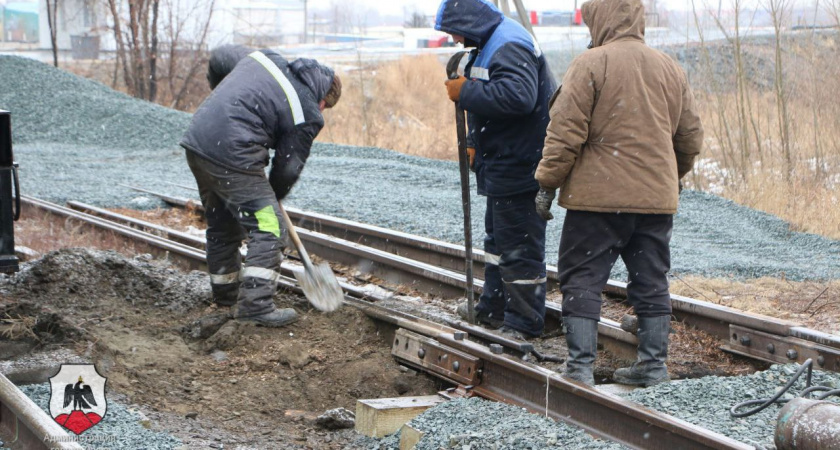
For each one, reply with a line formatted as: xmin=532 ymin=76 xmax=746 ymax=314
xmin=106 ymin=188 xmax=840 ymax=371
xmin=15 ymin=195 xmax=755 ymax=449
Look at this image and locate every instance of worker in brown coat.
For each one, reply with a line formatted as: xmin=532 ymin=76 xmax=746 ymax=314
xmin=534 ymin=0 xmax=704 ymax=386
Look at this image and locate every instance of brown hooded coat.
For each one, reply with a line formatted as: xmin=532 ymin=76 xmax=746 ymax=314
xmin=535 ymin=0 xmax=704 ymax=214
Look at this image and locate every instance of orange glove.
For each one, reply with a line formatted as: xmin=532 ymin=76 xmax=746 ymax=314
xmin=467 ymin=147 xmax=476 ymax=169
xmin=445 ymin=76 xmax=467 ymax=102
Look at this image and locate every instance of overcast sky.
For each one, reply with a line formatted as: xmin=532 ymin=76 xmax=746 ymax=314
xmin=305 ymin=0 xmax=759 ymax=16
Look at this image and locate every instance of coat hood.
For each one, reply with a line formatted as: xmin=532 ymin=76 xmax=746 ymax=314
xmin=207 ymin=45 xmax=254 ymax=89
xmin=582 ymin=0 xmax=645 ymax=48
xmin=290 ymin=58 xmax=335 ymax=102
xmin=435 ymin=0 xmax=504 ymax=46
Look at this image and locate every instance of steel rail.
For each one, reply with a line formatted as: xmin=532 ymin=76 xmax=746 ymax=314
xmin=107 ymin=188 xmax=840 ymax=369
xmin=20 ymin=196 xmax=756 ymax=448
xmin=0 ymin=373 xmax=83 ymax=450
xmin=21 ymin=196 xmax=206 ymax=272
xmin=120 ymin=188 xmax=802 ymax=332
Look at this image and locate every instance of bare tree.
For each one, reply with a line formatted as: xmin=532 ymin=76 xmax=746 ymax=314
xmin=404 ymin=10 xmax=428 ymax=28
xmin=765 ymin=0 xmax=793 ymax=180
xmin=827 ymin=0 xmax=840 ymax=25
xmin=706 ymin=0 xmax=764 ymax=179
xmin=45 ymin=0 xmax=60 ymax=67
xmin=106 ymin=0 xmax=214 ymax=106
xmin=160 ymin=0 xmax=216 ymax=109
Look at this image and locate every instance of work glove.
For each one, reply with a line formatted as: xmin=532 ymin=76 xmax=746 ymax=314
xmin=467 ymin=147 xmax=476 ymax=170
xmin=445 ymin=76 xmax=467 ymax=102
xmin=535 ymin=188 xmax=557 ymax=221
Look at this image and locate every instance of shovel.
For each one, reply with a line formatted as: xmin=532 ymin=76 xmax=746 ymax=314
xmin=277 ymin=202 xmax=343 ymax=312
xmin=446 ymin=50 xmax=477 ymax=325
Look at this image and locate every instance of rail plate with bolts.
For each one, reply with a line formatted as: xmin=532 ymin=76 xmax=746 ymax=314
xmin=392 ymin=329 xmax=481 ymax=386
xmin=726 ymin=325 xmax=840 ymax=370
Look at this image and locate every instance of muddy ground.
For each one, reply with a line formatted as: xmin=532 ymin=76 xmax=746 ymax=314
xmin=0 ymin=249 xmax=441 ymax=449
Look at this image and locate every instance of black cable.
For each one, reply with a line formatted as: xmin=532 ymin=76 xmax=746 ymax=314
xmin=730 ymin=359 xmax=814 ymax=418
xmin=730 ymin=359 xmax=840 ymax=418
xmin=816 ymin=389 xmax=840 ymax=401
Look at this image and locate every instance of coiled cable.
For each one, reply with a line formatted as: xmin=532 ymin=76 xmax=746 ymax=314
xmin=730 ymin=359 xmax=840 ymax=417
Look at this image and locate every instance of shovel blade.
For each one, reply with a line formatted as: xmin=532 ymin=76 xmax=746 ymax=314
xmin=294 ymin=263 xmax=343 ymax=312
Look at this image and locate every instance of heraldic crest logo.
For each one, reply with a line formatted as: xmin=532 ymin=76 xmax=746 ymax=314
xmin=49 ymin=364 xmax=107 ymax=435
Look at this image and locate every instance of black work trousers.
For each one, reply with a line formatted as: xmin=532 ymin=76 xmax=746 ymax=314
xmin=187 ymin=151 xmax=283 ymax=317
xmin=557 ymin=210 xmax=673 ymax=321
xmin=478 ymin=192 xmax=547 ymax=337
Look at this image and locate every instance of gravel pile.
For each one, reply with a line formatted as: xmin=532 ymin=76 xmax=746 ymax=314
xmin=4 ymin=249 xmax=210 ymax=313
xmin=625 ymin=364 xmax=840 ymax=449
xmin=0 ymin=55 xmax=190 ymax=149
xmin=360 ymin=364 xmax=840 ymax=450
xmin=3 ymin=55 xmax=839 ymax=281
xmin=358 ymin=397 xmax=625 ymax=450
xmin=15 ymin=383 xmax=183 ymax=450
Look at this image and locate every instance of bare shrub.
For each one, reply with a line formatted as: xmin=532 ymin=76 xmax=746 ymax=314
xmin=319 ymin=55 xmax=458 ymax=161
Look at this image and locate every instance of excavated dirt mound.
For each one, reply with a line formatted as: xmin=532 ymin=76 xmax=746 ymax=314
xmin=0 ymin=248 xmax=440 ymax=449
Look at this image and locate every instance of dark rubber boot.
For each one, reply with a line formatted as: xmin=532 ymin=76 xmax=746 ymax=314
xmin=456 ymin=302 xmax=504 ymax=329
xmin=234 ymin=308 xmax=298 ymax=328
xmin=562 ymin=317 xmax=598 ymax=386
xmin=614 ymin=315 xmax=671 ymax=387
xmin=212 ymin=282 xmax=240 ymax=307
xmin=501 ymin=282 xmax=546 ymax=337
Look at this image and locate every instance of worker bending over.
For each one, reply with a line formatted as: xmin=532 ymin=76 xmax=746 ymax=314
xmin=181 ymin=45 xmax=342 ymax=327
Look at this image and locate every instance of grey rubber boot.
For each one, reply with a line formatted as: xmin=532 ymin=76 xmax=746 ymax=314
xmin=233 ymin=307 xmax=298 ymax=328
xmin=613 ymin=315 xmax=671 ymax=387
xmin=562 ymin=317 xmax=598 ymax=386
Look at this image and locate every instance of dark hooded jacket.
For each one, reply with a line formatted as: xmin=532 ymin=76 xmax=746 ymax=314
xmin=436 ymin=0 xmax=556 ymax=197
xmin=535 ymin=0 xmax=704 ymax=214
xmin=180 ymin=50 xmax=334 ymax=199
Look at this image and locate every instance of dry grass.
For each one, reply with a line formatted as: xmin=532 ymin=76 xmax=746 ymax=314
xmin=319 ymin=55 xmax=458 ymax=160
xmin=670 ymin=275 xmax=840 ymax=335
xmin=319 ymin=47 xmax=840 ymax=240
xmin=15 ymin=209 xmax=146 ymax=256
xmin=689 ymin=89 xmax=840 ymax=239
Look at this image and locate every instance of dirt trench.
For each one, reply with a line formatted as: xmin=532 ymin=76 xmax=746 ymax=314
xmin=0 ymin=249 xmax=441 ymax=449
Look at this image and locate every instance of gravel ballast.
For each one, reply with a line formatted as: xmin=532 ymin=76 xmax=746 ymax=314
xmin=2 ymin=55 xmax=839 ymax=282
xmin=10 ymin=383 xmax=182 ymax=450
xmin=359 ymin=364 xmax=840 ymax=450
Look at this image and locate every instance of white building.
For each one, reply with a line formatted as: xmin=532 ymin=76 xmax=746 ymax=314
xmin=38 ymin=0 xmax=305 ymax=55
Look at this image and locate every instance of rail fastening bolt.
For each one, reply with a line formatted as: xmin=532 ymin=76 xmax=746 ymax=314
xmin=418 ymin=348 xmax=425 ymax=359
xmin=740 ymin=336 xmax=751 ymax=346
xmin=786 ymin=349 xmax=798 ymax=360
xmin=489 ymin=344 xmax=503 ymax=355
xmin=453 ymin=361 xmax=460 ymax=372
xmin=767 ymin=344 xmax=776 ymax=354
xmin=818 ymin=356 xmax=825 ymax=366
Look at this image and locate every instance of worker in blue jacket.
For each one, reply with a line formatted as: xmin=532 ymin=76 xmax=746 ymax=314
xmin=436 ymin=0 xmax=556 ymax=338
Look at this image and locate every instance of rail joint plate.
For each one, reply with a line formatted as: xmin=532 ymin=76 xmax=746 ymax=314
xmin=392 ymin=329 xmax=481 ymax=386
xmin=726 ymin=325 xmax=840 ymax=371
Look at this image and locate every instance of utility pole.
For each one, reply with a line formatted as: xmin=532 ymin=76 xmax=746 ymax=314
xmin=492 ymin=0 xmax=536 ymax=38
xmin=511 ymin=0 xmax=536 ymax=38
xmin=303 ymin=0 xmax=308 ymax=43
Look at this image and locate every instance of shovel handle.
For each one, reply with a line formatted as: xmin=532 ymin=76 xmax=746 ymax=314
xmin=278 ymin=201 xmax=314 ymax=272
